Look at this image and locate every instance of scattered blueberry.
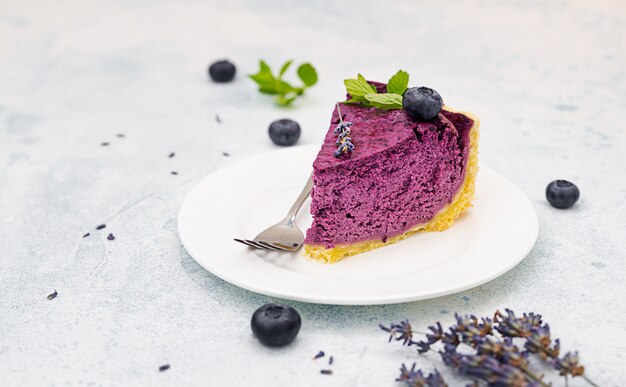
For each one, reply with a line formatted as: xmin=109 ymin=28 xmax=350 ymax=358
xmin=268 ymin=119 xmax=301 ymax=146
xmin=402 ymin=87 xmax=443 ymax=120
xmin=251 ymin=303 xmax=301 ymax=347
xmin=546 ymin=180 xmax=579 ymax=209
xmin=208 ymin=60 xmax=236 ymax=83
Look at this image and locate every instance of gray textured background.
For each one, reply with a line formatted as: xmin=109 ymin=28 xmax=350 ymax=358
xmin=1 ymin=0 xmax=625 ymax=386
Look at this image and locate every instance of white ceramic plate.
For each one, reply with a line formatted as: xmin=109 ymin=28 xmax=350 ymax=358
xmin=178 ymin=145 xmax=538 ymax=305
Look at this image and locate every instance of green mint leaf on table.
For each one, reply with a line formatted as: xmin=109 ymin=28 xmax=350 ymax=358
xmin=249 ymin=60 xmax=317 ymax=106
xmin=259 ymin=60 xmax=272 ymax=73
xmin=363 ymin=93 xmax=403 ymax=109
xmin=279 ymin=60 xmax=293 ymax=77
xmin=387 ymin=70 xmax=409 ymax=95
xmin=297 ymin=63 xmax=318 ymax=87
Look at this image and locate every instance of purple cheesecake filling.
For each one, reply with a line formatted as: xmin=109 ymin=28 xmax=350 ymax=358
xmin=305 ymin=99 xmax=474 ymax=248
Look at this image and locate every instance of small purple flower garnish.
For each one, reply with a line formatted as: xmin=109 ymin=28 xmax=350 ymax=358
xmin=333 ymin=104 xmax=355 ymax=158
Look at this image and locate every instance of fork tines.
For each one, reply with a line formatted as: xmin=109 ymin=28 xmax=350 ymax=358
xmin=234 ymin=239 xmax=285 ymax=251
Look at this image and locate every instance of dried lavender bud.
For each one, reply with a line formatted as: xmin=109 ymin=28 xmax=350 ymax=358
xmin=320 ymin=369 xmax=332 ymax=375
xmin=107 ymin=233 xmax=115 ymax=241
xmin=222 ymin=152 xmax=230 ymax=157
xmin=328 ymin=356 xmax=333 ymax=365
xmin=96 ymin=224 xmax=106 ymax=230
xmin=380 ymin=320 xmax=416 ymax=346
xmin=101 ymin=142 xmax=109 ymax=146
xmin=82 ymin=233 xmax=90 ymax=238
xmin=159 ymin=364 xmax=170 ymax=372
xmin=313 ymin=351 xmax=325 ymax=360
xmin=215 ymin=114 xmax=221 ymax=123
xmin=171 ymin=171 xmax=178 ymax=175
xmin=494 ymin=309 xmax=543 ymax=338
xmin=168 ymin=152 xmax=175 ymax=158
xmin=47 ymin=290 xmax=58 ymax=300
xmin=554 ymin=351 xmax=585 ymax=377
xmin=476 ymin=337 xmax=528 ymax=368
xmin=454 ymin=313 xmax=493 ymax=347
xmin=397 ymin=364 xmax=447 ymax=387
xmin=415 ymin=322 xmax=444 ymax=353
xmin=117 ymin=133 xmax=125 ymax=138
xmin=524 ymin=324 xmax=560 ymax=359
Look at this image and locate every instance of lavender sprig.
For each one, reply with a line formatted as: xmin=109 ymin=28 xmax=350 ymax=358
xmin=381 ymin=309 xmax=597 ymax=387
xmin=397 ymin=363 xmax=448 ymax=387
xmin=380 ymin=320 xmax=418 ymax=346
xmin=333 ymin=103 xmax=355 ymax=158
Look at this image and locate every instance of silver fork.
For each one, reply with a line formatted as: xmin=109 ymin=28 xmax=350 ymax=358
xmin=234 ymin=175 xmax=313 ymax=252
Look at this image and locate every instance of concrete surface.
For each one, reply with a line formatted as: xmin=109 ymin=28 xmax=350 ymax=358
xmin=1 ymin=0 xmax=625 ymax=386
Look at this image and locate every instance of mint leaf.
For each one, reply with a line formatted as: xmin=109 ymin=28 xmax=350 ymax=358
xmin=249 ymin=71 xmax=278 ymax=95
xmin=363 ymin=93 xmax=403 ymax=109
xmin=297 ymin=63 xmax=318 ymax=87
xmin=259 ymin=60 xmax=272 ymax=74
xmin=279 ymin=60 xmax=293 ymax=77
xmin=249 ymin=60 xmax=318 ymax=107
xmin=357 ymin=73 xmax=377 ymax=92
xmin=344 ymin=78 xmax=377 ymax=99
xmin=277 ymin=95 xmax=296 ymax=106
xmin=387 ymin=70 xmax=409 ymax=95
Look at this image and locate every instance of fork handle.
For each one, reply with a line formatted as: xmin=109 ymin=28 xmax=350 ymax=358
xmin=285 ymin=174 xmax=314 ymax=226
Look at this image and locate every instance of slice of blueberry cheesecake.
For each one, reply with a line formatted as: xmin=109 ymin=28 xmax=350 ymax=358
xmin=303 ymin=73 xmax=480 ymax=263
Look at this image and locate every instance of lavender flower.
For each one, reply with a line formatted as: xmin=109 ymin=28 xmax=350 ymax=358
xmin=476 ymin=337 xmax=528 ymax=368
xmin=333 ymin=104 xmax=355 ymax=157
xmin=494 ymin=309 xmax=543 ymax=338
xmin=382 ymin=309 xmax=596 ymax=387
xmin=455 ymin=314 xmax=493 ymax=346
xmin=524 ymin=324 xmax=560 ymax=359
xmin=380 ymin=320 xmax=417 ymax=346
xmin=397 ymin=364 xmax=448 ymax=387
xmin=554 ymin=351 xmax=585 ymax=377
xmin=441 ymin=347 xmax=534 ymax=387
xmin=415 ymin=322 xmax=444 ymax=353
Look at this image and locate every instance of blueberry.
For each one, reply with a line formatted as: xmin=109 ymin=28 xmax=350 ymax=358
xmin=546 ymin=180 xmax=579 ymax=209
xmin=251 ymin=303 xmax=301 ymax=347
xmin=402 ymin=87 xmax=443 ymax=120
xmin=268 ymin=119 xmax=301 ymax=146
xmin=208 ymin=60 xmax=236 ymax=83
